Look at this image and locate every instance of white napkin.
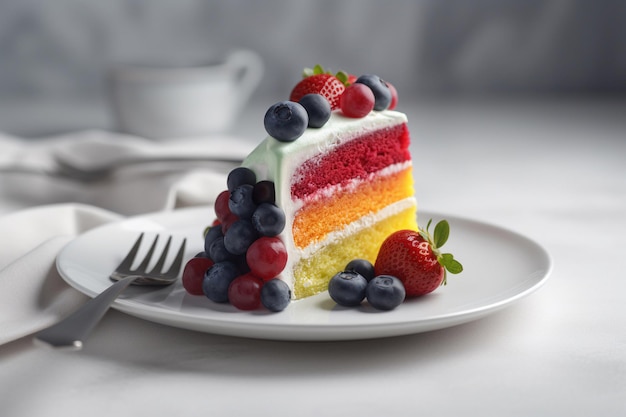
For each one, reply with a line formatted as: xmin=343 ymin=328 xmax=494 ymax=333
xmin=0 ymin=129 xmax=253 ymax=345
xmin=0 ymin=130 xmax=252 ymax=215
xmin=0 ymin=204 xmax=121 ymax=344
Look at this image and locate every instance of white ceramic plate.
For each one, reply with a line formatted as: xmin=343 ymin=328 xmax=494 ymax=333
xmin=57 ymin=207 xmax=552 ymax=341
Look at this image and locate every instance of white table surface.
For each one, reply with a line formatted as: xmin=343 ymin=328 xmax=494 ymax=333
xmin=1 ymin=97 xmax=625 ymax=416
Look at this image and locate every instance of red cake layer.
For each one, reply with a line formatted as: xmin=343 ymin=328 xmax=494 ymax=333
xmin=290 ymin=123 xmax=410 ymax=200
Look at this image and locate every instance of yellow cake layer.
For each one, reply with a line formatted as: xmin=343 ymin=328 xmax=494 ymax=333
xmin=292 ymin=203 xmax=418 ymax=299
xmin=292 ymin=166 xmax=414 ymax=249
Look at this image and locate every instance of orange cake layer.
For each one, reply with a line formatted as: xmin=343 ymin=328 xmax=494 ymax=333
xmin=292 ymin=165 xmax=414 ymax=248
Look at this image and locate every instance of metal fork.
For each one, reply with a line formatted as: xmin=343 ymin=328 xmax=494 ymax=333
xmin=34 ymin=233 xmax=186 ymax=350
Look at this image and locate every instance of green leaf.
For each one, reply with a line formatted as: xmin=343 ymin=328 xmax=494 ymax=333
xmin=335 ymin=71 xmax=349 ymax=85
xmin=313 ymin=64 xmax=325 ymax=75
xmin=448 ymin=259 xmax=463 ymax=274
xmin=433 ymin=220 xmax=450 ymax=248
xmin=441 ymin=253 xmax=463 ymax=274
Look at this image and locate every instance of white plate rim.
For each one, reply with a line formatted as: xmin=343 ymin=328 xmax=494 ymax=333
xmin=56 ymin=206 xmax=553 ymax=341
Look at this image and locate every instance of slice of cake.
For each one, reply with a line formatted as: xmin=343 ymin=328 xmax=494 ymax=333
xmin=182 ymin=66 xmax=418 ymax=311
xmin=243 ymin=110 xmax=417 ymax=299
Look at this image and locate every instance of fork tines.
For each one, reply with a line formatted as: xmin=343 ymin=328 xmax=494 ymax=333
xmin=116 ymin=233 xmax=186 ymax=278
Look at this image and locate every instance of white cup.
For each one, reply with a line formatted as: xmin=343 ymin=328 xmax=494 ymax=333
xmin=108 ymin=50 xmax=263 ymax=139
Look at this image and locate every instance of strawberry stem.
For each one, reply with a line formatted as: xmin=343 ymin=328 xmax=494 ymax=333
xmin=419 ymin=219 xmax=464 ymax=286
xmin=302 ymin=65 xmax=352 ymax=87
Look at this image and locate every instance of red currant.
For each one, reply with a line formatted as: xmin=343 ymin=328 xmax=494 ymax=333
xmin=214 ymin=190 xmax=231 ymax=221
xmin=228 ymin=273 xmax=264 ymax=310
xmin=340 ymin=83 xmax=375 ymax=118
xmin=246 ymin=236 xmax=288 ymax=280
xmin=182 ymin=257 xmax=214 ymax=295
xmin=387 ymin=82 xmax=398 ymax=110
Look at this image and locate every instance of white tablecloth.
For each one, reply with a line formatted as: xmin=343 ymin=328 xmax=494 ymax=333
xmin=1 ymin=98 xmax=625 ymax=416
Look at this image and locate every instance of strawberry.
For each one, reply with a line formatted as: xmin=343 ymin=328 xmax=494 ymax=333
xmin=289 ymin=65 xmax=350 ymax=110
xmin=374 ymin=220 xmax=462 ymax=297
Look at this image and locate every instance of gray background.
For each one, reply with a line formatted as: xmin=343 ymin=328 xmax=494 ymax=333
xmin=1 ymin=0 xmax=625 ymax=136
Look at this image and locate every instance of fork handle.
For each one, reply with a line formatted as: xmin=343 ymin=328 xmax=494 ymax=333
xmin=34 ymin=276 xmax=139 ymax=350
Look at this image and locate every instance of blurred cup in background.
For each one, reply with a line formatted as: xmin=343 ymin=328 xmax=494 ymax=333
xmin=108 ymin=49 xmax=263 ymax=139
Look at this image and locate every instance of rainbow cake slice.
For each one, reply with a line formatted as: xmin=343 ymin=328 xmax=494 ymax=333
xmin=243 ymin=109 xmax=417 ymax=299
xmin=181 ymin=66 xmax=424 ymax=311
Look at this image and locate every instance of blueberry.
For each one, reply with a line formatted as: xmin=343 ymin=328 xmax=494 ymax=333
xmin=253 ymin=180 xmax=276 ymax=205
xmin=252 ymin=203 xmax=286 ymax=236
xmin=260 ymin=279 xmax=292 ymax=312
xmin=328 ymin=271 xmax=368 ymax=307
xmin=366 ymin=275 xmax=406 ymax=311
xmin=204 ymin=225 xmax=224 ymax=255
xmin=223 ymin=219 xmax=258 ymax=255
xmin=208 ymin=236 xmax=234 ymax=263
xmin=203 ymin=261 xmax=240 ymax=303
xmin=264 ymin=101 xmax=308 ymax=142
xmin=299 ymin=93 xmax=331 ymax=128
xmin=345 ymin=259 xmax=375 ymax=282
xmin=227 ymin=167 xmax=256 ymax=192
xmin=229 ymin=184 xmax=257 ymax=218
xmin=355 ymin=74 xmax=391 ymax=111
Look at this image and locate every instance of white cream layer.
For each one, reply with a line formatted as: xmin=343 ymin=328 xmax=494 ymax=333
xmin=296 ymin=196 xmax=417 ymax=260
xmin=290 ymin=160 xmax=413 ymax=212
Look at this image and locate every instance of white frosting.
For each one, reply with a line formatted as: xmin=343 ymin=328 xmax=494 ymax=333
xmin=297 ymin=197 xmax=416 ymax=259
xmin=242 ymin=110 xmax=409 ymax=293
